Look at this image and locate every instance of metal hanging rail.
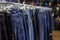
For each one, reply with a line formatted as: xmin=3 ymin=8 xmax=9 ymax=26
xmin=0 ymin=1 xmax=52 ymax=10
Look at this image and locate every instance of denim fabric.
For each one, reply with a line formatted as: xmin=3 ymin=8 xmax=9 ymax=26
xmin=23 ymin=12 xmax=29 ymax=40
xmin=0 ymin=13 xmax=6 ymax=40
xmin=42 ymin=10 xmax=52 ymax=40
xmin=45 ymin=10 xmax=50 ymax=40
xmin=47 ymin=10 xmax=53 ymax=40
xmin=0 ymin=14 xmax=2 ymax=40
xmin=8 ymin=8 xmax=53 ymax=40
xmin=4 ymin=12 xmax=15 ymax=40
xmin=29 ymin=9 xmax=37 ymax=40
xmin=35 ymin=9 xmax=40 ymax=40
xmin=47 ymin=11 xmax=52 ymax=31
xmin=29 ymin=9 xmax=33 ymax=18
xmin=9 ymin=9 xmax=25 ymax=40
xmin=38 ymin=10 xmax=47 ymax=40
xmin=45 ymin=10 xmax=51 ymax=40
xmin=25 ymin=9 xmax=34 ymax=40
xmin=48 ymin=11 xmax=52 ymax=40
xmin=48 ymin=10 xmax=52 ymax=40
xmin=42 ymin=10 xmax=47 ymax=40
xmin=50 ymin=11 xmax=55 ymax=30
xmin=32 ymin=9 xmax=40 ymax=40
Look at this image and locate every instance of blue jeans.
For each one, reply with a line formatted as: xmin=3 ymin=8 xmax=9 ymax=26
xmin=23 ymin=11 xmax=29 ymax=40
xmin=45 ymin=10 xmax=51 ymax=40
xmin=38 ymin=10 xmax=52 ymax=40
xmin=9 ymin=8 xmax=25 ymax=40
xmin=38 ymin=10 xmax=47 ymax=40
xmin=32 ymin=9 xmax=39 ymax=40
xmin=25 ymin=9 xmax=34 ymax=40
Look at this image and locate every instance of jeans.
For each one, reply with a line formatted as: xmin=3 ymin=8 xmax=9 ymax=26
xmin=4 ymin=12 xmax=15 ymax=40
xmin=0 ymin=13 xmax=6 ymax=40
xmin=0 ymin=12 xmax=15 ymax=40
xmin=23 ymin=12 xmax=29 ymax=40
xmin=9 ymin=9 xmax=25 ymax=40
xmin=25 ymin=9 xmax=34 ymax=40
xmin=44 ymin=10 xmax=51 ymax=40
xmin=47 ymin=10 xmax=52 ymax=40
xmin=9 ymin=8 xmax=52 ymax=40
xmin=32 ymin=9 xmax=39 ymax=40
xmin=38 ymin=10 xmax=47 ymax=40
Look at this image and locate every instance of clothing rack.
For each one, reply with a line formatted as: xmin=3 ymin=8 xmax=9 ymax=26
xmin=0 ymin=1 xmax=54 ymax=40
xmin=0 ymin=1 xmax=52 ymax=10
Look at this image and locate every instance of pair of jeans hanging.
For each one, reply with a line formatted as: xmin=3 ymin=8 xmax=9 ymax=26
xmin=9 ymin=8 xmax=25 ymax=40
xmin=51 ymin=11 xmax=55 ymax=30
xmin=44 ymin=10 xmax=50 ymax=40
xmin=23 ymin=9 xmax=34 ymax=40
xmin=23 ymin=11 xmax=29 ymax=40
xmin=0 ymin=12 xmax=15 ymax=40
xmin=43 ymin=10 xmax=52 ymax=40
xmin=4 ymin=12 xmax=15 ymax=40
xmin=38 ymin=10 xmax=47 ymax=40
xmin=35 ymin=9 xmax=40 ymax=40
xmin=45 ymin=10 xmax=50 ymax=40
xmin=47 ymin=10 xmax=52 ymax=40
xmin=31 ymin=9 xmax=40 ymax=40
xmin=25 ymin=9 xmax=34 ymax=40
xmin=0 ymin=13 xmax=6 ymax=40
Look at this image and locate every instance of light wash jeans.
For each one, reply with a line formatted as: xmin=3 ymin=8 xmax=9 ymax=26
xmin=25 ymin=9 xmax=34 ymax=40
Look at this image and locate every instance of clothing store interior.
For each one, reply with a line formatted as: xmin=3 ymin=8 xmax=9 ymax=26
xmin=0 ymin=0 xmax=60 ymax=40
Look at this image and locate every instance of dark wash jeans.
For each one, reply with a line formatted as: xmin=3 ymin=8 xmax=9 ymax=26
xmin=44 ymin=10 xmax=51 ymax=40
xmin=0 ymin=13 xmax=6 ymax=40
xmin=0 ymin=12 xmax=15 ymax=40
xmin=31 ymin=9 xmax=40 ymax=40
xmin=4 ymin=12 xmax=15 ymax=40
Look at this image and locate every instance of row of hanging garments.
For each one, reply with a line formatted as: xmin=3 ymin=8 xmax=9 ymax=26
xmin=0 ymin=2 xmax=55 ymax=40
